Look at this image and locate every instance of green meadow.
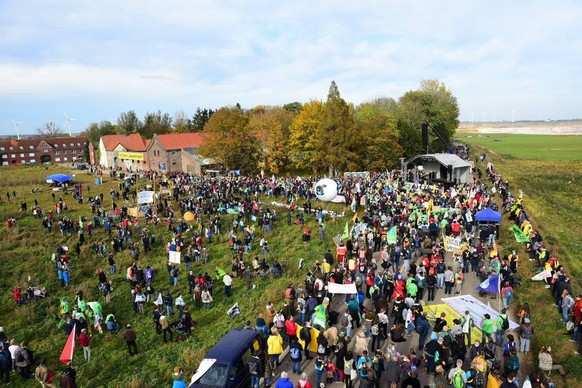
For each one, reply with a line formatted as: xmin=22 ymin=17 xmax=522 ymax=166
xmin=457 ymin=132 xmax=582 ymax=383
xmin=457 ymin=133 xmax=582 ymax=160
xmin=0 ymin=165 xmax=347 ymax=387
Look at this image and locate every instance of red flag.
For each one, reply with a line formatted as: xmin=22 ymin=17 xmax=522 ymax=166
xmin=59 ymin=324 xmax=76 ymax=364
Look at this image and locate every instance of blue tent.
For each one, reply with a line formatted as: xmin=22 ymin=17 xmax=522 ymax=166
xmin=46 ymin=174 xmax=74 ymax=183
xmin=475 ymin=208 xmax=502 ymax=223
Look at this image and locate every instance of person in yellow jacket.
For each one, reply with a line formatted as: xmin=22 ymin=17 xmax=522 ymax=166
xmin=267 ymin=327 xmax=283 ymax=367
xmin=486 ymin=368 xmax=502 ymax=388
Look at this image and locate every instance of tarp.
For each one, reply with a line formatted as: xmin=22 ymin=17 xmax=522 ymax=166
xmin=327 ymin=283 xmax=357 ymax=294
xmin=475 ymin=208 xmax=502 ymax=223
xmin=442 ymin=294 xmax=519 ymax=330
xmin=46 ymin=174 xmax=74 ymax=183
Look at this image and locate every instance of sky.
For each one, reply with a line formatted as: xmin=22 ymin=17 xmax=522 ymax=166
xmin=0 ymin=0 xmax=581 ymax=136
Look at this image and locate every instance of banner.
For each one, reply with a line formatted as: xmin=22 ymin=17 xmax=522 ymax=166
xmin=327 ymin=283 xmax=357 ymax=295
xmin=387 ymin=226 xmax=397 ymax=245
xmin=423 ymin=304 xmax=482 ymax=341
xmin=442 ymin=294 xmax=519 ymax=330
xmin=169 ymin=251 xmax=181 ymax=264
xmin=60 ymin=324 xmax=76 ymax=364
xmin=531 ymin=269 xmax=552 ymax=281
xmin=509 ymin=225 xmax=530 ymax=243
xmin=475 ymin=274 xmax=500 ymax=293
xmin=138 ymin=191 xmax=155 ymax=204
xmin=118 ymin=152 xmax=144 ymax=161
xmin=444 ymin=236 xmax=462 ymax=253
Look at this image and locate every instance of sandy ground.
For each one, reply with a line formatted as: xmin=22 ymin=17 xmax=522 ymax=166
xmin=458 ymin=120 xmax=582 ymax=135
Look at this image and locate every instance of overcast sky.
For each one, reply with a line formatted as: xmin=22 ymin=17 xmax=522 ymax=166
xmin=1 ymin=0 xmax=581 ymax=136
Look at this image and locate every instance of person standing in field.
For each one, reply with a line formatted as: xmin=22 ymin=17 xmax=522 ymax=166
xmin=123 ymin=324 xmax=138 ymax=356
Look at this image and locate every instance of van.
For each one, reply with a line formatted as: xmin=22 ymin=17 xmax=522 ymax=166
xmin=189 ymin=329 xmax=261 ymax=388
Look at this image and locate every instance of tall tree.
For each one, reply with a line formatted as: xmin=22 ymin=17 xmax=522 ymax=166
xmin=354 ymin=98 xmax=403 ymax=171
xmin=198 ymin=107 xmax=259 ymax=174
xmin=140 ymin=111 xmax=172 ymax=139
xmin=36 ymin=122 xmax=63 ymax=137
xmin=283 ymin=102 xmax=302 ymax=115
xmin=288 ymin=100 xmax=326 ymax=173
xmin=116 ymin=110 xmax=142 ymax=135
xmin=173 ymin=111 xmax=190 ymax=133
xmin=81 ymin=121 xmax=116 ymax=143
xmin=322 ymin=81 xmax=358 ymax=175
xmin=397 ymin=80 xmax=459 ymax=157
xmin=190 ymin=108 xmax=215 ymax=132
xmin=249 ymin=107 xmax=293 ymax=174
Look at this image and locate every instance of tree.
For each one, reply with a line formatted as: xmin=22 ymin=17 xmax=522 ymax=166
xmin=397 ymin=80 xmax=459 ymax=157
xmin=81 ymin=121 xmax=116 ymax=143
xmin=354 ymin=98 xmax=403 ymax=171
xmin=116 ymin=110 xmax=142 ymax=135
xmin=249 ymin=107 xmax=293 ymax=174
xmin=321 ymin=81 xmax=358 ymax=175
xmin=283 ymin=102 xmax=302 ymax=115
xmin=190 ymin=108 xmax=215 ymax=132
xmin=198 ymin=107 xmax=259 ymax=174
xmin=172 ymin=111 xmax=190 ymax=133
xmin=288 ymin=100 xmax=326 ymax=173
xmin=36 ymin=122 xmax=63 ymax=137
xmin=140 ymin=111 xmax=172 ymax=139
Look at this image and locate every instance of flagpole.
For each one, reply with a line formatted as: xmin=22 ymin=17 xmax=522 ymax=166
xmin=498 ymin=269 xmax=502 ymax=312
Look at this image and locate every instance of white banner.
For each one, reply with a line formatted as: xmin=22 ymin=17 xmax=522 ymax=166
xmin=442 ymin=294 xmax=519 ymax=330
xmin=169 ymin=251 xmax=181 ymax=264
xmin=327 ymin=283 xmax=357 ymax=295
xmin=531 ymin=269 xmax=552 ymax=281
xmin=445 ymin=236 xmax=462 ymax=253
xmin=138 ymin=191 xmax=155 ymax=204
xmin=331 ymin=195 xmax=346 ymax=203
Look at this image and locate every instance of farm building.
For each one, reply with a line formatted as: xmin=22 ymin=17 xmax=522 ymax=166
xmin=405 ymin=153 xmax=472 ymax=184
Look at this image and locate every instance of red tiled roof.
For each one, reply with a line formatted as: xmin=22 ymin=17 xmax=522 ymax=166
xmin=155 ymin=133 xmax=204 ymax=150
xmin=101 ymin=134 xmax=146 ymax=152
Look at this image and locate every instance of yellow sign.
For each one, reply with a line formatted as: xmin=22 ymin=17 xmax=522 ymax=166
xmin=423 ymin=304 xmax=483 ymax=341
xmin=118 ymin=152 xmax=144 ymax=161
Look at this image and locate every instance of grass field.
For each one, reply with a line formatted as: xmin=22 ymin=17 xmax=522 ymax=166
xmin=456 ymin=133 xmax=582 ymax=383
xmin=0 ymin=165 xmax=347 ymax=387
xmin=456 ymin=133 xmax=582 ymax=160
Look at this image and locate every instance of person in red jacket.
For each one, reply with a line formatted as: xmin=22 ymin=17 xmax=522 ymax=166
xmin=13 ymin=285 xmax=22 ymax=306
xmin=285 ymin=316 xmax=298 ymax=342
xmin=78 ymin=329 xmax=92 ymax=361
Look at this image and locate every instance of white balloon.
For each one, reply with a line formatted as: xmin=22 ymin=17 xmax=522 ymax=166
xmin=314 ymin=178 xmax=338 ymax=202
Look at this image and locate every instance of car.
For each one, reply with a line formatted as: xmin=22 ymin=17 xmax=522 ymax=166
xmin=189 ymin=329 xmax=262 ymax=388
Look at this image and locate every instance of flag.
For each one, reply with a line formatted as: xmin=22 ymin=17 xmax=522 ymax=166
xmin=475 ymin=274 xmax=500 ymax=293
xmin=509 ymin=225 xmax=530 ymax=243
xmin=78 ymin=215 xmax=84 ymax=229
xmin=531 ymin=269 xmax=552 ymax=281
xmin=341 ymin=222 xmax=349 ymax=240
xmin=387 ymin=226 xmax=397 ymax=245
xmin=215 ymin=267 xmax=227 ymax=280
xmin=60 ymin=324 xmax=76 ymax=364
xmin=154 ymin=292 xmax=163 ymax=306
xmin=227 ymin=303 xmax=240 ymax=318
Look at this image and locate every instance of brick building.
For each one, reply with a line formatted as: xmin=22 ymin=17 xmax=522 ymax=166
xmin=98 ymin=134 xmax=149 ymax=169
xmin=146 ymin=133 xmax=218 ymax=174
xmin=0 ymin=136 xmax=87 ymax=166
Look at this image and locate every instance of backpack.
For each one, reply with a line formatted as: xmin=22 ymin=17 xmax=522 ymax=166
xmin=16 ymin=350 xmax=25 ymax=363
xmin=501 ymin=316 xmax=509 ymax=331
xmin=474 ymin=370 xmax=485 ymax=387
xmin=248 ymin=358 xmax=259 ymax=375
xmin=290 ymin=347 xmax=301 ymax=360
xmin=317 ymin=343 xmax=326 ymax=355
xmin=340 ymin=314 xmax=349 ymax=327
xmin=505 ymin=290 xmax=513 ymax=299
xmin=450 ymin=369 xmax=466 ymax=388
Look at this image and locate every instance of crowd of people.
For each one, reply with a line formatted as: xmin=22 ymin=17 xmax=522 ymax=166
xmin=1 ymin=155 xmax=578 ymax=388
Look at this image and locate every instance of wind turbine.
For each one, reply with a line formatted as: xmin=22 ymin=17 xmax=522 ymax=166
xmin=10 ymin=119 xmax=23 ymax=140
xmin=64 ymin=112 xmax=77 ymax=137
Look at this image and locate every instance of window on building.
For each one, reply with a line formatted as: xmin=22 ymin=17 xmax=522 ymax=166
xmin=1 ymin=154 xmax=6 ymax=158
xmin=77 ymin=143 xmax=81 ymax=146
xmin=11 ymin=154 xmax=16 ymax=158
xmin=43 ymin=149 xmax=48 ymax=153
xmin=30 ymin=159 xmax=36 ymax=163
xmin=2 ymin=161 xmax=7 ymax=166
xmin=63 ymin=150 xmax=67 ymax=154
xmin=19 ymin=146 xmax=23 ymax=150
xmin=9 ymin=147 xmax=13 ymax=150
xmin=29 ymin=145 xmax=33 ymax=149
xmin=70 ymin=143 xmax=74 ymax=147
xmin=29 ymin=153 xmax=34 ymax=157
xmin=55 ymin=151 xmax=60 ymax=155
xmin=72 ymin=150 xmax=76 ymax=154
xmin=20 ymin=153 xmax=25 ymax=157
xmin=62 ymin=144 xmax=66 ymax=148
xmin=63 ymin=157 xmax=68 ymax=161
xmin=55 ymin=158 xmax=61 ymax=162
xmin=0 ymin=147 xmax=4 ymax=151
xmin=54 ymin=144 xmax=58 ymax=148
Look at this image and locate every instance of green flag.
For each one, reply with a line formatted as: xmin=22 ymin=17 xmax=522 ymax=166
xmin=387 ymin=226 xmax=397 ymax=245
xmin=341 ymin=222 xmax=349 ymax=240
xmin=78 ymin=215 xmax=84 ymax=229
xmin=509 ymin=225 xmax=529 ymax=243
xmin=215 ymin=267 xmax=227 ymax=280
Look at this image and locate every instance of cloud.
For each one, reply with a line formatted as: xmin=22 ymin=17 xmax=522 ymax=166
xmin=0 ymin=0 xmax=581 ymax=134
